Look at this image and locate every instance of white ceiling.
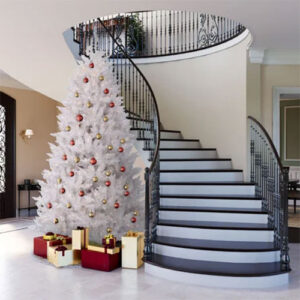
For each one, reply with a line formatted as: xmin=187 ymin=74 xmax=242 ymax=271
xmin=0 ymin=0 xmax=299 ymax=99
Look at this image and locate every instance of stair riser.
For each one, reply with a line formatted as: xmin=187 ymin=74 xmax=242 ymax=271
xmin=160 ymin=140 xmax=200 ymax=149
xmin=161 ymin=131 xmax=182 ymax=139
xmin=160 ymin=198 xmax=262 ymax=209
xmin=160 ymin=185 xmax=255 ymax=196
xmin=152 ymin=244 xmax=280 ymax=263
xmin=160 ymin=150 xmax=217 ymax=159
xmin=159 ymin=211 xmax=268 ymax=224
xmin=144 ymin=263 xmax=289 ymax=289
xmin=157 ymin=226 xmax=274 ymax=242
xmin=161 ymin=161 xmax=232 ymax=170
xmin=160 ymin=172 xmax=243 ymax=182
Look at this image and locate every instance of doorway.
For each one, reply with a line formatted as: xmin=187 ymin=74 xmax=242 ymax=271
xmin=0 ymin=92 xmax=16 ymax=218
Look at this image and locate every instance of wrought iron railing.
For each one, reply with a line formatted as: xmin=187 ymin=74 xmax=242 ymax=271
xmin=73 ymin=18 xmax=161 ymax=260
xmin=248 ymin=116 xmax=290 ymax=271
xmin=73 ymin=11 xmax=246 ymax=58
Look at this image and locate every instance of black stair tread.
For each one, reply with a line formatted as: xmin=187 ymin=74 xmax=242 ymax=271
xmin=130 ymin=128 xmax=181 ymax=133
xmin=146 ymin=254 xmax=287 ymax=277
xmin=158 ymin=219 xmax=273 ymax=230
xmin=159 ymin=206 xmax=266 ymax=214
xmin=160 ymin=158 xmax=231 ymax=161
xmin=127 ymin=116 xmax=153 ymax=122
xmin=160 ymin=194 xmax=261 ymax=200
xmin=138 ymin=138 xmax=199 ymax=142
xmin=154 ymin=236 xmax=279 ymax=252
xmin=160 ymin=169 xmax=243 ymax=173
xmin=159 ymin=148 xmax=216 ymax=151
xmin=160 ymin=181 xmax=254 ymax=186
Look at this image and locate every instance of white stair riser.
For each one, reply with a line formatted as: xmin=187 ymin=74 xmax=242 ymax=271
xmin=160 ymin=185 xmax=255 ymax=196
xmin=145 ymin=263 xmax=289 ymax=289
xmin=161 ymin=160 xmax=232 ymax=170
xmin=160 ymin=140 xmax=200 ymax=148
xmin=161 ymin=131 xmax=182 ymax=139
xmin=160 ymin=150 xmax=217 ymax=159
xmin=159 ymin=211 xmax=268 ymax=224
xmin=157 ymin=226 xmax=274 ymax=242
xmin=160 ymin=198 xmax=262 ymax=209
xmin=160 ymin=172 xmax=243 ymax=182
xmin=152 ymin=244 xmax=280 ymax=263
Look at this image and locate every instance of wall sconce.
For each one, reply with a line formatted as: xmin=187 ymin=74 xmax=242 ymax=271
xmin=21 ymin=129 xmax=34 ymax=142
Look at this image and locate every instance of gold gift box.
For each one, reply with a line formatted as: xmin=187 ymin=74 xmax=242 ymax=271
xmin=47 ymin=244 xmax=81 ymax=268
xmin=72 ymin=228 xmax=89 ymax=250
xmin=121 ymin=231 xmax=144 ymax=269
xmin=87 ymin=243 xmax=120 ymax=255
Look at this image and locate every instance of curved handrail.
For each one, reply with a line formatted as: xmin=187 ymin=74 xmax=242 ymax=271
xmin=248 ymin=116 xmax=284 ymax=172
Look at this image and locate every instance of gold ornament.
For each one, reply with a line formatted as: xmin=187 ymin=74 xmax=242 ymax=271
xmin=87 ymin=101 xmax=92 ymax=108
xmin=106 ymin=227 xmax=112 ymax=233
xmin=57 ymin=178 xmax=62 ymax=184
xmin=107 ymin=145 xmax=113 ymax=150
xmin=66 ymin=202 xmax=72 ymax=209
xmin=133 ymin=210 xmax=139 ymax=216
xmin=75 ymin=91 xmax=79 ymax=98
xmin=89 ymin=211 xmax=95 ymax=218
xmin=102 ymin=199 xmax=107 ymax=204
xmin=105 ymin=171 xmax=111 ymax=176
xmin=120 ymin=138 xmax=126 ymax=144
xmin=99 ymin=75 xmax=104 ymax=81
xmin=124 ymin=184 xmax=129 ymax=190
xmin=66 ymin=126 xmax=71 ymax=131
xmin=92 ymin=176 xmax=98 ymax=182
xmin=74 ymin=157 xmax=80 ymax=163
xmin=96 ymin=133 xmax=102 ymax=140
xmin=54 ymin=218 xmax=59 ymax=224
xmin=103 ymin=116 xmax=108 ymax=122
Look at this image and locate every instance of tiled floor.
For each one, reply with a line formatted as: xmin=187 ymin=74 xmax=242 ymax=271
xmin=0 ymin=219 xmax=299 ymax=300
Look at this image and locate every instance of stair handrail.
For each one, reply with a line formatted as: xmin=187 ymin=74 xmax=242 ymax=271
xmin=248 ymin=116 xmax=290 ymax=271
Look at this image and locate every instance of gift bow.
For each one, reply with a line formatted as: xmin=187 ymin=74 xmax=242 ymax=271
xmin=55 ymin=246 xmax=67 ymax=256
xmin=43 ymin=232 xmax=57 ymax=240
xmin=125 ymin=231 xmax=139 ymax=237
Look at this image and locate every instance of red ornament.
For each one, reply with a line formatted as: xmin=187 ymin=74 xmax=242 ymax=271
xmin=89 ymin=62 xmax=94 ymax=68
xmin=62 ymin=154 xmax=67 ymax=161
xmin=47 ymin=202 xmax=52 ymax=209
xmin=79 ymin=190 xmax=85 ymax=197
xmin=114 ymin=202 xmax=120 ymax=209
xmin=124 ymin=191 xmax=130 ymax=197
xmin=120 ymin=166 xmax=126 ymax=172
xmin=83 ymin=77 xmax=89 ymax=83
xmin=109 ymin=102 xmax=115 ymax=108
xmin=76 ymin=114 xmax=83 ymax=122
xmin=70 ymin=139 xmax=75 ymax=146
xmin=60 ymin=188 xmax=65 ymax=194
xmin=69 ymin=171 xmax=74 ymax=177
xmin=118 ymin=147 xmax=124 ymax=153
xmin=90 ymin=157 xmax=97 ymax=165
xmin=105 ymin=181 xmax=111 ymax=187
xmin=104 ymin=88 xmax=109 ymax=94
xmin=131 ymin=217 xmax=137 ymax=223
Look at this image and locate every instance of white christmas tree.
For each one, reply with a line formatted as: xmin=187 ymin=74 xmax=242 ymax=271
xmin=34 ymin=49 xmax=144 ymax=241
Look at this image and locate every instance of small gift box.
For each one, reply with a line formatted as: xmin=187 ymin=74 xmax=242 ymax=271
xmin=87 ymin=241 xmax=120 ymax=255
xmin=33 ymin=234 xmax=72 ymax=258
xmin=48 ymin=244 xmax=81 ymax=268
xmin=81 ymin=249 xmax=120 ymax=272
xmin=121 ymin=231 xmax=144 ymax=269
xmin=102 ymin=234 xmax=116 ymax=249
xmin=72 ymin=227 xmax=89 ymax=250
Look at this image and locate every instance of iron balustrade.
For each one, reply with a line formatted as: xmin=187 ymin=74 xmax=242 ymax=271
xmin=72 ymin=18 xmax=161 ymax=261
xmin=73 ymin=11 xmax=246 ymax=58
xmin=248 ymin=116 xmax=290 ymax=271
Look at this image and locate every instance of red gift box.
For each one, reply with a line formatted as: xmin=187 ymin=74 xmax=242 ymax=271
xmin=81 ymin=249 xmax=120 ymax=272
xmin=33 ymin=234 xmax=72 ymax=258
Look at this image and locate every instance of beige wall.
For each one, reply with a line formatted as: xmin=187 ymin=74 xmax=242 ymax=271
xmin=0 ymin=87 xmax=59 ymax=209
xmin=139 ymin=36 xmax=250 ymax=172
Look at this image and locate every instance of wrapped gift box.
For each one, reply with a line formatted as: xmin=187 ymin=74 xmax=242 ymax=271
xmin=87 ymin=241 xmax=120 ymax=255
xmin=121 ymin=231 xmax=144 ymax=269
xmin=81 ymin=249 xmax=120 ymax=272
xmin=102 ymin=234 xmax=116 ymax=249
xmin=72 ymin=227 xmax=89 ymax=250
xmin=48 ymin=244 xmax=81 ymax=267
xmin=33 ymin=234 xmax=72 ymax=258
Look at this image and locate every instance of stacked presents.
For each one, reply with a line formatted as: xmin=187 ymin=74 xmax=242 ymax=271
xmin=33 ymin=228 xmax=144 ymax=271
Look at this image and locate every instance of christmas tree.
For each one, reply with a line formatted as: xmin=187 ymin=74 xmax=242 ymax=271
xmin=34 ymin=50 xmax=144 ymax=241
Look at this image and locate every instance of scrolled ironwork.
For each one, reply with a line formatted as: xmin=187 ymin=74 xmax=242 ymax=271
xmin=0 ymin=105 xmax=5 ymax=193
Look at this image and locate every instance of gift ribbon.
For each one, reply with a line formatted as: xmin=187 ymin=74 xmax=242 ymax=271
xmin=55 ymin=246 xmax=67 ymax=256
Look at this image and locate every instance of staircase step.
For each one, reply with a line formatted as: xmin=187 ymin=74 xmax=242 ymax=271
xmin=159 ymin=148 xmax=217 ymax=159
xmin=159 ymin=206 xmax=265 ymax=213
xmin=160 ymin=169 xmax=243 ymax=182
xmin=137 ymin=138 xmax=200 ymax=149
xmin=131 ymin=128 xmax=182 ymax=139
xmin=160 ymin=159 xmax=232 ymax=170
xmin=159 ymin=182 xmax=255 ymax=196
